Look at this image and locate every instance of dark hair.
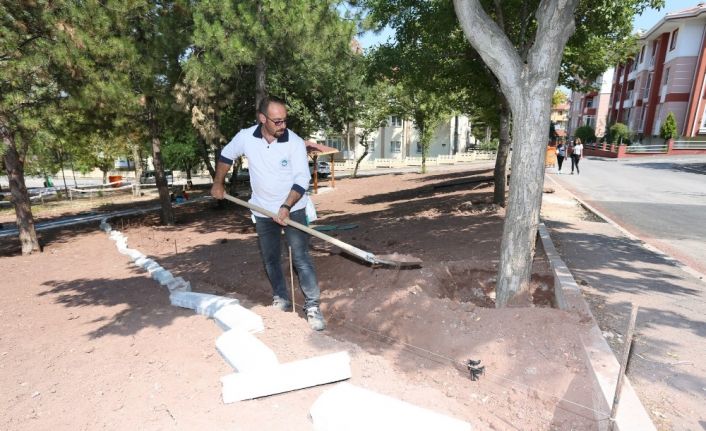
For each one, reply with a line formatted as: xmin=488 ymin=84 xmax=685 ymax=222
xmin=258 ymin=95 xmax=286 ymax=115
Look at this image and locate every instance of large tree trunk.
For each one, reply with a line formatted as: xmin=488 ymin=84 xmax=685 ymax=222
xmin=493 ymin=96 xmax=511 ymax=207
xmin=147 ymin=98 xmax=175 ymax=225
xmin=454 ymin=0 xmax=578 ymax=306
xmin=2 ymin=131 xmax=40 ymax=254
xmin=496 ymin=86 xmax=553 ymax=306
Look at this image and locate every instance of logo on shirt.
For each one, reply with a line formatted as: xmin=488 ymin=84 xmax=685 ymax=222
xmin=280 ymin=159 xmax=288 ymax=167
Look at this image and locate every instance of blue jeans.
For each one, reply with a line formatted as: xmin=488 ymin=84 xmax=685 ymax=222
xmin=254 ymin=209 xmax=320 ymax=309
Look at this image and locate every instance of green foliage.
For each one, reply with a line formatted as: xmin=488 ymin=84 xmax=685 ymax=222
xmin=478 ymin=139 xmax=499 ymax=152
xmin=552 ymin=90 xmax=568 ymax=106
xmin=162 ymin=126 xmax=200 ymax=173
xmin=609 ymin=122 xmax=632 ymax=144
xmin=561 ymin=0 xmax=664 ymax=91
xmin=574 ymin=125 xmax=596 ymax=144
xmin=660 ymin=112 xmax=678 ymax=141
xmin=181 ymin=0 xmax=361 ymax=145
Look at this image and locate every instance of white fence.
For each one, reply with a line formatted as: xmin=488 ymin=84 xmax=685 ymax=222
xmin=332 ymin=151 xmax=496 ymax=171
xmin=673 ymin=140 xmax=706 ymax=150
xmin=625 ymin=144 xmax=667 ymax=154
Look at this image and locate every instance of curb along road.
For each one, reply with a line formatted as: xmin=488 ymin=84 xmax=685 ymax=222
xmin=542 ymin=172 xmax=706 ymax=430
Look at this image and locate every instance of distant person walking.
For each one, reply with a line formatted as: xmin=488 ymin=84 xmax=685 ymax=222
xmin=556 ymin=143 xmax=566 ymax=173
xmin=571 ymin=138 xmax=584 ymax=175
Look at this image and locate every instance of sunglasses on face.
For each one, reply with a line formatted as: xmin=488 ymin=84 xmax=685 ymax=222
xmin=264 ymin=114 xmax=287 ymax=126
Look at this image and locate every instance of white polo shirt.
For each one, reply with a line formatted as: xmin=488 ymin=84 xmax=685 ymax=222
xmin=220 ymin=124 xmax=311 ymax=217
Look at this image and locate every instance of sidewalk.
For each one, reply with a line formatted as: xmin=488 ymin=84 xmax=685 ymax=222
xmin=541 ymin=175 xmax=706 ymax=430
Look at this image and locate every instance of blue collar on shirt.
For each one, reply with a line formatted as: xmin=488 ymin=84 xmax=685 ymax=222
xmin=253 ymin=124 xmax=289 ymax=143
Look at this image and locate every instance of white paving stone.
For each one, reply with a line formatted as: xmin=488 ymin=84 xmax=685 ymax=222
xmin=126 ymin=249 xmax=145 ymax=261
xmin=166 ymin=277 xmax=191 ymax=292
xmin=214 ymin=303 xmax=264 ymax=334
xmin=221 ymin=351 xmax=351 ymax=403
xmin=146 ymin=263 xmax=164 ymax=275
xmin=169 ymin=291 xmax=239 ymax=317
xmin=134 ymin=256 xmax=151 ymax=267
xmin=216 ymin=329 xmax=279 ymax=372
xmin=309 ymin=382 xmax=472 ymax=431
xmin=151 ymin=269 xmax=174 ymax=285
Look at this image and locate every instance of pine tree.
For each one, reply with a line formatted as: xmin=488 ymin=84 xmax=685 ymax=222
xmin=1 ymin=1 xmax=93 ymax=254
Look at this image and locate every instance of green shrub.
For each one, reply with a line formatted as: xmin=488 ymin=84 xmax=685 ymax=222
xmin=660 ymin=112 xmax=678 ymax=141
xmin=478 ymin=139 xmax=499 ymax=151
xmin=609 ymin=122 xmax=632 ymax=145
xmin=574 ymin=125 xmax=596 ymax=144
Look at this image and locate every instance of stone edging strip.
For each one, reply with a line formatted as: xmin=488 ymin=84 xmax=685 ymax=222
xmin=98 ymin=217 xmax=472 ymax=428
xmin=538 ymin=222 xmax=655 ymax=431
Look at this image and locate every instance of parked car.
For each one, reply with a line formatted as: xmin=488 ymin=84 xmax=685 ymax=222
xmin=309 ymin=160 xmax=330 ymax=178
xmin=140 ymin=170 xmax=173 ymax=185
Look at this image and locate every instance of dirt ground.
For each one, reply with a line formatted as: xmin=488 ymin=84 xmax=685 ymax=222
xmin=1 ymin=167 xmax=599 ymax=430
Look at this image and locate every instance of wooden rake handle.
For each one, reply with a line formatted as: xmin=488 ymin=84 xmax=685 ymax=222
xmin=222 ymin=193 xmax=378 ymax=264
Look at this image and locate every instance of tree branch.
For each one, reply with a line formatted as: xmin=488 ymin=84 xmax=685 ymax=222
xmin=453 ymin=0 xmax=522 ymax=99
xmin=492 ymin=0 xmax=505 ymax=31
xmin=528 ymin=0 xmax=580 ymax=77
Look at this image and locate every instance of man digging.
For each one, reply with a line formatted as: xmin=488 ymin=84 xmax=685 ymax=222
xmin=210 ymin=95 xmax=325 ymax=331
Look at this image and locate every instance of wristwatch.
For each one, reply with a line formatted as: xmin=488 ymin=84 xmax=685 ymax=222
xmin=280 ymin=204 xmax=291 ymax=211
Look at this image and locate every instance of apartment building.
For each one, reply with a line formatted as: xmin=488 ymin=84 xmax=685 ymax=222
xmin=551 ymin=102 xmax=570 ymax=140
xmin=317 ymin=115 xmax=476 ymax=161
xmin=567 ymin=69 xmax=615 ymax=140
xmin=609 ymin=3 xmax=706 ymax=144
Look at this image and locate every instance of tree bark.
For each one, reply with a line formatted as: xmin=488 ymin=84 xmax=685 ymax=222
xmin=493 ymin=96 xmax=511 ymax=207
xmin=147 ymin=97 xmax=175 ymax=225
xmin=255 ymin=1 xmax=267 ymax=110
xmin=454 ymin=0 xmax=579 ymax=306
xmin=2 ymin=130 xmax=40 ymax=254
xmin=353 ymin=138 xmax=369 ymax=179
xmin=197 ymin=135 xmax=215 ymax=179
xmin=495 ymin=88 xmax=553 ymax=306
xmin=131 ymin=143 xmax=143 ymax=196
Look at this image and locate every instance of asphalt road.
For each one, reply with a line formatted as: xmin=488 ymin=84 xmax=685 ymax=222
xmin=550 ymin=155 xmax=706 ymax=278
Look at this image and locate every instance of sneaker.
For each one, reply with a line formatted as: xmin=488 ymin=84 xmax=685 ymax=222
xmin=306 ymin=306 xmax=326 ymax=331
xmin=272 ymin=296 xmax=292 ymax=311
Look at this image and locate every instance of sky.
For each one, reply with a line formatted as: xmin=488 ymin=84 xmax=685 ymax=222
xmin=357 ymin=0 xmax=701 ymax=50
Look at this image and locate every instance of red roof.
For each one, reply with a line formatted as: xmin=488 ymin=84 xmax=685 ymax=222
xmin=305 ymin=140 xmax=339 ymax=157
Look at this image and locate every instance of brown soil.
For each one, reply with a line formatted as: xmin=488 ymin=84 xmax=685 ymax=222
xmin=1 ymin=168 xmax=597 ymax=430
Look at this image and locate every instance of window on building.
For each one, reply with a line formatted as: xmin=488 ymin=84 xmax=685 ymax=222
xmin=639 ymin=106 xmax=648 ymax=132
xmin=585 ymin=97 xmax=595 ymax=108
xmin=584 ymin=116 xmax=596 ymax=128
xmin=639 ymin=45 xmax=646 ymax=63
xmin=650 ymin=41 xmax=657 ymax=66
xmin=367 ymin=139 xmax=376 ymax=150
xmin=390 ymin=116 xmax=402 ymax=127
xmin=700 ymin=108 xmax=706 ymax=132
xmin=390 ymin=140 xmax=401 ymax=153
xmin=416 ymin=142 xmax=423 ymax=153
xmin=643 ymin=73 xmax=652 ymax=98
xmin=663 ymin=67 xmax=670 ymax=85
xmin=326 ymin=137 xmax=342 ymax=150
xmin=669 ymin=29 xmax=679 ymax=51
